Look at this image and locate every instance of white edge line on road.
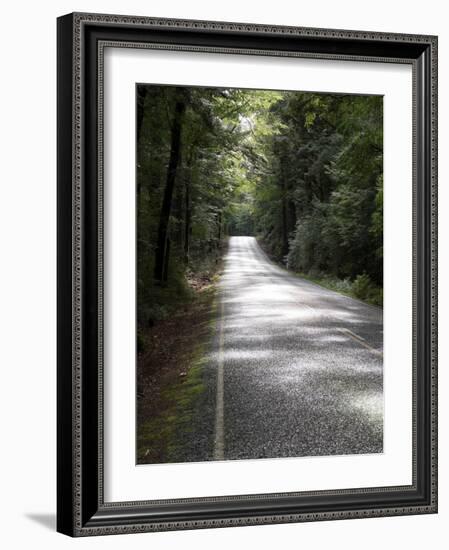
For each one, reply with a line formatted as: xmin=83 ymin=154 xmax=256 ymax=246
xmin=338 ymin=328 xmax=383 ymax=357
xmin=213 ymin=291 xmax=225 ymax=460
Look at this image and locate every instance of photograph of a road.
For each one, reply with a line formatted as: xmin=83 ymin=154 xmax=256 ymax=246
xmin=209 ymin=236 xmax=383 ymax=461
xmin=136 ymin=86 xmax=384 ymax=464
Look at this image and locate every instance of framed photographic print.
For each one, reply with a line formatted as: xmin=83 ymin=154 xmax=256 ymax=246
xmin=57 ymin=12 xmax=438 ymax=536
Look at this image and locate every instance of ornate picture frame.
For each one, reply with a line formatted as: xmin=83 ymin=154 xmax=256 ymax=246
xmin=57 ymin=12 xmax=437 ymax=536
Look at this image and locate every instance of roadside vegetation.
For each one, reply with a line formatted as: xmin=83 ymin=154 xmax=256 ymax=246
xmin=292 ymin=272 xmax=382 ymax=306
xmin=249 ymin=93 xmax=383 ymax=306
xmin=137 ymin=85 xmax=382 ymax=331
xmin=137 ymin=277 xmax=218 ymax=463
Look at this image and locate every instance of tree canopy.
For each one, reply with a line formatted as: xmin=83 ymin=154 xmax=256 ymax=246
xmin=137 ymin=84 xmax=383 ymax=332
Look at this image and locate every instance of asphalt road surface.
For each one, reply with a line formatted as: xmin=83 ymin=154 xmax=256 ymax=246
xmin=181 ymin=236 xmax=383 ymax=462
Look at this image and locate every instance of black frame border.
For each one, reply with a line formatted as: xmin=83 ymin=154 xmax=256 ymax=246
xmin=57 ymin=12 xmax=437 ymax=537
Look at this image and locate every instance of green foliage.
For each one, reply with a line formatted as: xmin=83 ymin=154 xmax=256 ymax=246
xmin=352 ymin=273 xmax=373 ymax=299
xmin=352 ymin=274 xmax=383 ymax=306
xmin=137 ymin=85 xmax=383 ymax=323
xmin=295 ymin=272 xmax=382 ymax=307
xmin=253 ymin=91 xmax=383 ymax=299
xmin=228 ymin=202 xmax=254 ymax=236
xmin=287 ymin=203 xmax=329 ymax=273
xmin=137 ymin=86 xmax=236 ymax=328
xmin=371 ymin=175 xmax=383 ymax=260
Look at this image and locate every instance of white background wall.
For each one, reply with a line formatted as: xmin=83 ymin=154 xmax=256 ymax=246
xmin=0 ymin=0 xmax=446 ymax=548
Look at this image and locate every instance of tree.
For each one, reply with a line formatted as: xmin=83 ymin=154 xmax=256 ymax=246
xmin=153 ymin=90 xmax=187 ymax=282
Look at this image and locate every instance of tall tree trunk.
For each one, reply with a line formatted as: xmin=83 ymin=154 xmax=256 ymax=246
xmin=182 ymin=145 xmax=198 ymax=265
xmin=288 ymin=200 xmax=296 ymax=234
xmin=162 ymin=238 xmax=171 ymax=282
xmin=281 ymin=190 xmax=289 ymax=259
xmin=184 ymin=179 xmax=191 ymax=264
xmin=136 ymin=86 xmax=147 ymax=202
xmin=173 ymin=171 xmax=184 ymax=249
xmin=136 ymin=86 xmax=147 ymax=143
xmin=280 ymin=164 xmax=289 ymax=259
xmin=217 ymin=211 xmax=222 ymax=243
xmin=154 ymin=95 xmax=186 ymax=282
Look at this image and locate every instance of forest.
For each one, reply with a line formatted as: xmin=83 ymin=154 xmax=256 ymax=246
xmin=136 ymin=84 xmax=383 ymax=462
xmin=137 ymin=84 xmax=383 ymax=341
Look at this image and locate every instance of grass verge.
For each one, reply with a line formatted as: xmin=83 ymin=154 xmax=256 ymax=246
xmin=293 ymin=272 xmax=382 ymax=307
xmin=256 ymin=237 xmax=382 ymax=307
xmin=136 ymin=254 xmax=224 ymax=464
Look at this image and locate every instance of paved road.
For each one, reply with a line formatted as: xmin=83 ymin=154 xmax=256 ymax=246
xmin=210 ymin=236 xmax=383 ymax=461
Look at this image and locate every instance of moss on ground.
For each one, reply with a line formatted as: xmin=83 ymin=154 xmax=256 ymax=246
xmin=137 ymin=285 xmax=218 ymax=463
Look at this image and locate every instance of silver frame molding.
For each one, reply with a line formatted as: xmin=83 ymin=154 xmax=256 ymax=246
xmin=57 ymin=12 xmax=438 ymax=537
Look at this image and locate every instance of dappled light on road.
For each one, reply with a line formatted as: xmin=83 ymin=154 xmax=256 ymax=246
xmin=210 ymin=236 xmax=383 ymax=460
